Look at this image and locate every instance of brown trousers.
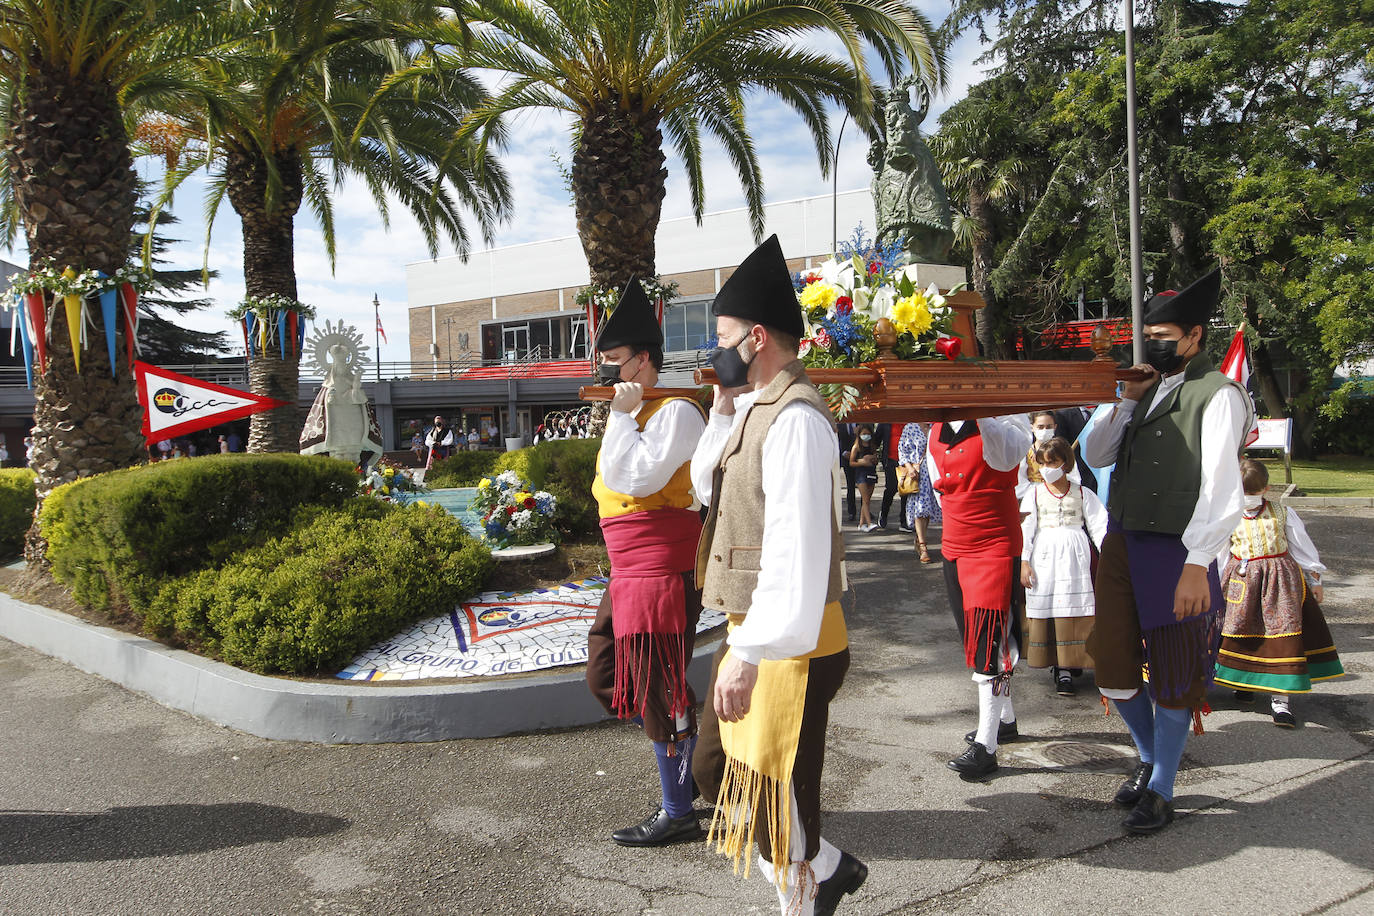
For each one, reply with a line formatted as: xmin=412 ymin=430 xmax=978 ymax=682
xmin=692 ymin=640 xmax=851 ymax=862
xmin=1087 ymin=531 xmax=1210 ymax=709
xmin=585 ymin=570 xmax=703 ymax=743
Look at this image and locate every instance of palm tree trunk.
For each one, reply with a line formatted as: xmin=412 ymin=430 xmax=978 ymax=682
xmin=227 ymin=143 xmax=305 ymax=452
xmin=8 ymin=64 xmax=145 ymax=563
xmin=967 ymin=185 xmax=1005 ymax=359
xmin=571 ymin=98 xmax=667 ymax=289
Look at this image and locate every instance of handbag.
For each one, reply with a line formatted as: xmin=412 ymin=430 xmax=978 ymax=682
xmin=897 ymin=467 xmax=920 ymax=495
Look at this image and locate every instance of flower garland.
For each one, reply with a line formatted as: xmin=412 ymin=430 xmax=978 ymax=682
xmin=472 ymin=470 xmax=558 ymax=548
xmin=228 ymin=294 xmax=316 ymax=359
xmin=5 ymin=259 xmax=153 ymax=298
xmin=574 ymin=276 xmax=680 ymax=313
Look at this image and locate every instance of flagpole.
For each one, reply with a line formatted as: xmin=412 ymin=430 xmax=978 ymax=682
xmin=373 ymin=293 xmax=381 ymax=383
xmin=1124 ymin=0 xmax=1145 ymax=365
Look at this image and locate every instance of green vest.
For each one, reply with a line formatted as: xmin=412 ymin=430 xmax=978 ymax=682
xmin=1107 ymin=354 xmax=1243 ymax=535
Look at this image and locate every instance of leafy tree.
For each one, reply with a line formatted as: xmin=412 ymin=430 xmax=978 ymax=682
xmin=418 ymin=0 xmax=945 ymax=291
xmin=151 ymin=0 xmax=511 ymax=452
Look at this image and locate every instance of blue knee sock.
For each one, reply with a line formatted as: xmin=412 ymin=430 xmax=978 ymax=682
xmin=1112 ymin=691 xmax=1156 ymax=765
xmin=1146 ymin=706 xmax=1191 ymax=801
xmin=654 ymin=737 xmax=696 ymax=818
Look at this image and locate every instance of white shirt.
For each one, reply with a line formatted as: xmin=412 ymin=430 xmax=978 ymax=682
xmin=598 ymin=399 xmax=706 ymax=497
xmin=1080 ymin=368 xmax=1250 ymax=567
xmin=925 ymin=415 xmax=1034 ymax=506
xmin=690 ymin=390 xmax=838 ymax=665
xmin=426 ymin=427 xmax=455 ymax=448
xmin=1020 ymin=482 xmax=1110 ymax=560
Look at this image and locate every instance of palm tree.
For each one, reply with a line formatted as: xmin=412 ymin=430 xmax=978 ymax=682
xmin=152 ymin=0 xmax=511 ymax=452
xmin=408 ymin=0 xmax=943 ymax=291
xmin=0 ymin=0 xmax=219 ymax=556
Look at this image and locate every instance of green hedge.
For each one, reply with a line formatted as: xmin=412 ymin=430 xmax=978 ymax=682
xmin=41 ymin=454 xmax=358 ymax=612
xmin=424 ymin=449 xmax=500 ymax=487
xmin=0 ymin=468 xmax=36 ymax=557
xmin=146 ymin=500 xmax=492 ymax=675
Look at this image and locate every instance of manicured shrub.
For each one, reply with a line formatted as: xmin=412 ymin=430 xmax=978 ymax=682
xmin=493 ymin=438 xmax=602 ymax=538
xmin=424 ymin=449 xmax=500 ymax=487
xmin=41 ymin=454 xmax=358 ymax=612
xmin=0 ymin=468 xmax=36 ymax=558
xmin=148 ymin=499 xmax=493 ymax=674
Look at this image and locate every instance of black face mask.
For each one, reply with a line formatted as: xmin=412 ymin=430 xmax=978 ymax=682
xmin=597 ymin=363 xmax=621 ymax=385
xmin=709 ymin=337 xmax=754 ymax=388
xmin=1145 ymin=337 xmax=1187 ymax=374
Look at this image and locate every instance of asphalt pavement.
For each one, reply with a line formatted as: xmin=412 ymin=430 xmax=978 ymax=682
xmin=1 ymin=508 xmax=1371 ymax=915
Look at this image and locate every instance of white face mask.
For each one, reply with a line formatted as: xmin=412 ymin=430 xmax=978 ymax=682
xmin=1034 ymin=428 xmax=1056 ymax=443
xmin=1244 ymin=494 xmax=1264 ymax=510
xmin=1041 ymin=465 xmax=1066 ymax=483
xmin=860 ymin=433 xmax=872 ymax=441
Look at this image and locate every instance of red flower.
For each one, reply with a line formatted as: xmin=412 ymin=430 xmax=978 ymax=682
xmin=815 ymin=327 xmax=833 ymax=349
xmin=836 ymin=295 xmax=853 ymax=315
xmin=867 ymin=262 xmax=880 ymax=275
xmin=505 ymin=505 xmax=516 ymax=516
xmin=804 ymin=272 xmax=821 ymax=285
xmin=524 ymin=497 xmax=536 ymax=510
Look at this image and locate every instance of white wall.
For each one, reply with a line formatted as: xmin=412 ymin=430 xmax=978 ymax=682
xmin=405 ymin=188 xmax=876 ymax=308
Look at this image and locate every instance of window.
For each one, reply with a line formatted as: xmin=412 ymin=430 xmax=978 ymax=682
xmin=663 ymin=297 xmax=713 ymax=352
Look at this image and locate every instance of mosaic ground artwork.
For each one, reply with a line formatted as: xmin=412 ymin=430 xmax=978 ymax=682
xmin=338 ymin=578 xmax=727 ymax=681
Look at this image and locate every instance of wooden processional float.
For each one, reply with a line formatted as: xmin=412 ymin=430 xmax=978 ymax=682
xmin=579 ymin=289 xmax=1147 ymax=422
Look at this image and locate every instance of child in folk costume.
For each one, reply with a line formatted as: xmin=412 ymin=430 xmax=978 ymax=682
xmin=1019 ymin=437 xmax=1108 ymax=696
xmin=1017 ymin=411 xmax=1080 ymax=500
xmin=1214 ymin=459 xmax=1344 ymax=727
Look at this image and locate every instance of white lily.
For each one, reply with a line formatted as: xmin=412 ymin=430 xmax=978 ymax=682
xmin=868 ymin=287 xmax=895 ymax=321
xmin=925 ymin=282 xmax=948 ymax=312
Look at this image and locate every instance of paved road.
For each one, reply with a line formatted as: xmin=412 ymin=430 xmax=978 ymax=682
xmin=2 ymin=510 xmax=1371 ymax=915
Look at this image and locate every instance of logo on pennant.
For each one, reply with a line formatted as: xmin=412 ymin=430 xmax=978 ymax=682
xmin=134 ymin=362 xmax=289 ymax=443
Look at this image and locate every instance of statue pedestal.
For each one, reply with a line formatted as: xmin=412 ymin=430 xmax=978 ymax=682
xmin=903 ymin=262 xmax=967 ymax=291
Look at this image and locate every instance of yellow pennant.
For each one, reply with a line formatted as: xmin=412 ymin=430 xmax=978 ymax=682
xmin=61 ymin=268 xmax=83 ymax=374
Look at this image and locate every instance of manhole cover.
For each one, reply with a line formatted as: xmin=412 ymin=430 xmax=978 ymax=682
xmin=1006 ymin=741 xmax=1136 ymax=772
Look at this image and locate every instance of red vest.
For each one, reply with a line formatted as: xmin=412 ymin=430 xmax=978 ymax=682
xmin=929 ymin=423 xmax=1022 ymax=559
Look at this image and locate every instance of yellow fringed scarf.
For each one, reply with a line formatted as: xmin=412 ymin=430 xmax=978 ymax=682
xmin=707 ymin=601 xmax=848 ymax=890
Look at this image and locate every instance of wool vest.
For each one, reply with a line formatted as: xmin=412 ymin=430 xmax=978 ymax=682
xmin=1107 ymin=354 xmax=1248 ymax=535
xmin=593 ymin=397 xmax=706 ymax=519
xmin=696 ymin=361 xmax=845 ymax=615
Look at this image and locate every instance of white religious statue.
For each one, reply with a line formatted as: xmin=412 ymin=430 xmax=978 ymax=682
xmin=299 ymin=320 xmax=384 ymax=467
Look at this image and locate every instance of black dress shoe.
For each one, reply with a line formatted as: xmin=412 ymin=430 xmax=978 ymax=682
xmin=965 ymin=720 xmax=1018 ymax=745
xmin=1272 ymin=710 xmax=1296 ymax=728
xmin=1055 ymin=670 xmax=1076 ymax=696
xmin=1233 ymin=688 xmax=1254 ymax=702
xmin=814 ymin=851 xmax=868 ymax=916
xmin=948 ymin=742 xmax=998 ymax=778
xmin=1122 ymin=789 xmax=1174 ymax=834
xmin=611 ymin=807 xmax=702 ymax=847
xmin=1113 ymin=762 xmax=1154 ymax=807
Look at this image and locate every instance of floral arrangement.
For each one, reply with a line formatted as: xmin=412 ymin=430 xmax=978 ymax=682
xmin=359 ymin=459 xmax=426 ymax=503
xmin=575 ymin=276 xmax=680 ymax=313
xmin=794 ymin=225 xmax=962 ymax=369
xmin=472 ymin=470 xmax=558 ymax=548
xmin=226 ymin=294 xmax=317 ymax=322
xmin=229 ymin=294 xmax=316 ymax=359
xmin=5 ymin=258 xmax=153 ymax=298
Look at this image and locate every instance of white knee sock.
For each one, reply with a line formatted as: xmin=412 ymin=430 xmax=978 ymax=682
xmin=975 ymin=678 xmax=999 ymax=752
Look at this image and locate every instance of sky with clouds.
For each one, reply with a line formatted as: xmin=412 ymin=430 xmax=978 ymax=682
xmin=3 ymin=3 xmax=997 ymax=368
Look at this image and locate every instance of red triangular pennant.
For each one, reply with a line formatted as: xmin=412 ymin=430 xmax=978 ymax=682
xmin=134 ymin=361 xmax=289 ymax=444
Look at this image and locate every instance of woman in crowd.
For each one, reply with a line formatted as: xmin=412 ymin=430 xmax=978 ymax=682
xmin=897 ymin=421 xmax=941 ymax=563
xmin=850 ymin=423 xmax=881 ymax=532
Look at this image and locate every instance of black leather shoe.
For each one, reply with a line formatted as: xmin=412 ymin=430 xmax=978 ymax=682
xmin=1272 ymin=710 xmax=1296 ymax=728
xmin=814 ymin=851 xmax=868 ymax=916
xmin=948 ymin=742 xmax=998 ymax=778
xmin=1122 ymin=789 xmax=1174 ymax=834
xmin=965 ymin=720 xmax=1018 ymax=745
xmin=1055 ymin=670 xmax=1076 ymax=696
xmin=1113 ymin=762 xmax=1154 ymax=807
xmin=611 ymin=807 xmax=702 ymax=847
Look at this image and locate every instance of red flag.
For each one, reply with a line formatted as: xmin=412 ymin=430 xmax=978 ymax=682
xmin=1222 ymin=326 xmax=1261 ymax=446
xmin=134 ymin=361 xmax=288 ymax=444
xmin=376 ymin=314 xmax=388 ymax=345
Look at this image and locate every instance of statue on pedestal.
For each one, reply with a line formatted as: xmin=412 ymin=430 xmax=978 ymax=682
xmin=299 ymin=320 xmax=384 ymax=467
xmin=869 ymin=76 xmax=955 ymax=264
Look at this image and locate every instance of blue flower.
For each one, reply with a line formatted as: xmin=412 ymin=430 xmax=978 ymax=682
xmin=820 ymin=312 xmax=863 ymax=356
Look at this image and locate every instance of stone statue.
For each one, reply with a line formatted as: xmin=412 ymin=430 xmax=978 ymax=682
xmin=869 ymin=76 xmax=955 ymax=264
xmin=299 ymin=320 xmax=384 ymax=467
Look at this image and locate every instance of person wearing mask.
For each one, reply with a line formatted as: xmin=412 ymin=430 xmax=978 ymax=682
xmin=425 ymin=416 xmax=455 ymax=468
xmin=927 ymin=411 xmax=1033 ymax=778
xmin=691 ymin=235 xmax=865 ymax=916
xmin=585 ymin=279 xmax=709 ymax=848
xmin=1017 ymin=411 xmax=1080 ymax=499
xmin=849 ymin=425 xmax=880 ymax=532
xmin=897 ymin=422 xmax=941 ymax=563
xmin=1081 ymin=267 xmax=1253 ymax=835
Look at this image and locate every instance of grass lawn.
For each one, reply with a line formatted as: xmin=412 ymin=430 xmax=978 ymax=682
xmin=1257 ymin=454 xmax=1374 ymax=497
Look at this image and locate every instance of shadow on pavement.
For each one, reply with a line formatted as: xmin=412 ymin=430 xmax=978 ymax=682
xmin=0 ymin=802 xmax=348 ymax=865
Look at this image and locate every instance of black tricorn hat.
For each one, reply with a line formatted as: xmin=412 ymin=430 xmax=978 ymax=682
xmin=595 ymin=278 xmax=663 ymax=352
xmin=711 ymin=234 xmax=804 ymax=339
xmin=1143 ymin=266 xmax=1221 ymax=327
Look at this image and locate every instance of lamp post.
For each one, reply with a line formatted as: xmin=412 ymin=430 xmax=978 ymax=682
xmin=441 ymin=316 xmax=457 ymax=378
xmin=373 ymin=293 xmax=382 ymax=382
xmin=1124 ymin=0 xmax=1146 ymax=365
xmin=832 ymin=111 xmax=850 ymax=255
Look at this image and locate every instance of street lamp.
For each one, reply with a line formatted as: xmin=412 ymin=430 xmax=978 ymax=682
xmin=441 ymin=316 xmax=458 ymax=378
xmin=832 ymin=111 xmax=850 ymax=255
xmin=373 ymin=293 xmax=382 ymax=382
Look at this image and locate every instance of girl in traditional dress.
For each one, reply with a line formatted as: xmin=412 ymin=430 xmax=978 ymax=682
xmin=1215 ymin=459 xmax=1344 ymax=727
xmin=1019 ymin=437 xmax=1108 ymax=696
xmin=897 ymin=422 xmax=941 ymax=563
xmin=1017 ymin=411 xmax=1079 ymax=499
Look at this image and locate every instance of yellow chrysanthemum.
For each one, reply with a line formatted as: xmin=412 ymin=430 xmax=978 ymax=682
xmin=478 ymin=477 xmax=491 ymax=489
xmin=889 ymin=294 xmax=934 ymax=336
xmin=514 ymin=491 xmax=531 ymax=502
xmin=799 ymin=281 xmax=838 ymax=312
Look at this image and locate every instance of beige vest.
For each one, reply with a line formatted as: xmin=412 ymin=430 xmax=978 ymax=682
xmin=696 ymin=361 xmax=846 ymax=615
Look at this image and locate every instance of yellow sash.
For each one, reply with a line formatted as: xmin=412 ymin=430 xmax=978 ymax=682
xmin=708 ymin=600 xmax=848 ymax=887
